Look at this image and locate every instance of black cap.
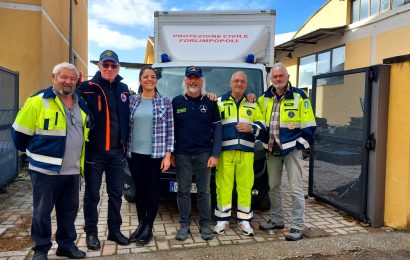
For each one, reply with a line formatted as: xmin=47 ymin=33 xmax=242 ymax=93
xmin=185 ymin=66 xmax=203 ymax=77
xmin=99 ymin=50 xmax=119 ymax=63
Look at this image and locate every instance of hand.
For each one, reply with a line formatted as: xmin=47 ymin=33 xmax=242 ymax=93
xmin=161 ymin=153 xmax=171 ymax=172
xmin=246 ymin=93 xmax=256 ymax=103
xmin=207 ymin=92 xmax=217 ymax=101
xmin=236 ymin=122 xmax=252 ymax=133
xmin=170 ymin=153 xmax=176 ymax=167
xmin=207 ymin=156 xmax=218 ymax=168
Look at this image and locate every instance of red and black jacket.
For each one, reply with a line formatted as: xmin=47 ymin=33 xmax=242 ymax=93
xmin=77 ymin=71 xmax=130 ymax=152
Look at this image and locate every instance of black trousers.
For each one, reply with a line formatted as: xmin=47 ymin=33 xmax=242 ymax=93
xmin=127 ymin=153 xmax=162 ymax=226
xmin=83 ymin=149 xmax=125 ymax=233
xmin=30 ymin=171 xmax=80 ymax=252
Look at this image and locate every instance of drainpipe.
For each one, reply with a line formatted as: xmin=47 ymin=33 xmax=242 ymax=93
xmin=69 ymin=0 xmax=73 ymax=63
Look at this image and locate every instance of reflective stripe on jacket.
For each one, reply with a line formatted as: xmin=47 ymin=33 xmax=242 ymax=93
xmin=11 ymin=87 xmax=92 ymax=175
xmin=217 ymin=93 xmax=265 ymax=152
xmin=257 ymin=85 xmax=316 ymax=155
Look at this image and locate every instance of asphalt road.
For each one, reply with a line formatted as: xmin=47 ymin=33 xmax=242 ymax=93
xmin=99 ymin=231 xmax=410 ymax=259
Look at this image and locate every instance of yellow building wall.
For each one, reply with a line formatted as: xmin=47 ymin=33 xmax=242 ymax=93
xmin=0 ymin=0 xmax=88 ymax=106
xmin=345 ymin=37 xmax=371 ymax=69
xmin=384 ymin=62 xmax=410 ymax=229
xmin=376 ymin=25 xmax=410 ymax=64
xmin=294 ymin=0 xmax=348 ymax=38
xmin=315 ymin=74 xmax=364 ymax=126
xmin=0 ymin=8 xmax=42 ymax=102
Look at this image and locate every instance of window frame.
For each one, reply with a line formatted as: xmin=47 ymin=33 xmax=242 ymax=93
xmin=297 ymin=45 xmax=345 ymax=89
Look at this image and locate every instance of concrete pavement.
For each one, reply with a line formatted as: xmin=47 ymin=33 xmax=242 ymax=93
xmin=0 ymin=159 xmax=395 ymax=259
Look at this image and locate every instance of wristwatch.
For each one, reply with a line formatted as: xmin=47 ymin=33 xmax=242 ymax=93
xmin=250 ymin=126 xmax=255 ymax=135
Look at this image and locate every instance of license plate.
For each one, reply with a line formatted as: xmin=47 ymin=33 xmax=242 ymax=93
xmin=169 ymin=181 xmax=197 ymax=193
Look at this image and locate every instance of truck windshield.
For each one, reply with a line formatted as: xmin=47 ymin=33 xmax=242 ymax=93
xmin=154 ymin=66 xmax=264 ymax=99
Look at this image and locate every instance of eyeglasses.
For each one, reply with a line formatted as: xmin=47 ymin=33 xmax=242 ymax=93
xmin=101 ymin=63 xmax=119 ymax=69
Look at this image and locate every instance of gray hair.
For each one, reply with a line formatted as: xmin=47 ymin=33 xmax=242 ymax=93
xmin=182 ymin=77 xmax=207 ymax=95
xmin=231 ymin=71 xmax=247 ymax=83
xmin=52 ymin=62 xmax=79 ymax=78
xmin=271 ymin=62 xmax=289 ymax=75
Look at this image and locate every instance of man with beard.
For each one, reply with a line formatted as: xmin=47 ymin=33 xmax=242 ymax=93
xmin=257 ymin=62 xmax=316 ymax=241
xmin=171 ymin=66 xmax=222 ymax=241
xmin=11 ymin=62 xmax=91 ymax=259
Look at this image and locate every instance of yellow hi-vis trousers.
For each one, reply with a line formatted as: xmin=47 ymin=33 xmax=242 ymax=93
xmin=215 ymin=150 xmax=254 ymax=221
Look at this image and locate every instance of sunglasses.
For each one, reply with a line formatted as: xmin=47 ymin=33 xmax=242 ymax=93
xmin=101 ymin=63 xmax=119 ymax=69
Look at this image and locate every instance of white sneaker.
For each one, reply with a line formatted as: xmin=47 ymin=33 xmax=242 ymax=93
xmin=238 ymin=221 xmax=254 ymax=236
xmin=213 ymin=221 xmax=229 ymax=234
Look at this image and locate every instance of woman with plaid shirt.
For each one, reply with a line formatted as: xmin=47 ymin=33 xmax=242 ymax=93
xmin=126 ymin=66 xmax=174 ymax=246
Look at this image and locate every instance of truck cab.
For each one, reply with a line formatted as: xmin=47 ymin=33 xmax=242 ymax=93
xmin=123 ymin=10 xmax=276 ymax=210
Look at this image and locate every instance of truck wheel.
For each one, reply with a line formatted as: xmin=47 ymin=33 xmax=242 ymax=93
xmin=255 ymin=193 xmax=270 ymax=211
xmin=122 ymin=187 xmax=136 ymax=203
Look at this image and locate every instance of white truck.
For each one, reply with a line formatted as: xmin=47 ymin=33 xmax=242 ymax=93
xmin=124 ymin=10 xmax=276 ymax=209
xmin=153 ymin=9 xmax=276 ymax=98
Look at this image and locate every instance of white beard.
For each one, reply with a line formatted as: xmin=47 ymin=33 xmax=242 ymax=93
xmin=188 ymin=86 xmax=200 ymax=94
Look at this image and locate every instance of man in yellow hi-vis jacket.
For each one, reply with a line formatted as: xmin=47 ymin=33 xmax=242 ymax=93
xmin=213 ymin=71 xmax=265 ymax=236
xmin=258 ymin=62 xmax=316 ymax=241
xmin=11 ymin=62 xmax=92 ymax=260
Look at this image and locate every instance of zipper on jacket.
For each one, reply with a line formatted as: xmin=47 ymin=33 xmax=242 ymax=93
xmin=98 ymin=95 xmax=102 ymax=111
xmin=55 ymin=112 xmax=59 ymax=125
xmin=88 ymin=82 xmax=111 ymax=151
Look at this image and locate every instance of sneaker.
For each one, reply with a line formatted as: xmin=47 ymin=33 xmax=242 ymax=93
xmin=259 ymin=219 xmax=285 ymax=231
xmin=213 ymin=221 xmax=229 ymax=234
xmin=238 ymin=221 xmax=254 ymax=236
xmin=285 ymin=228 xmax=303 ymax=241
xmin=175 ymin=226 xmax=190 ymax=241
xmin=199 ymin=226 xmax=214 ymax=240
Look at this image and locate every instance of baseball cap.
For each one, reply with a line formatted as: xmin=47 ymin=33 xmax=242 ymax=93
xmin=99 ymin=50 xmax=119 ymax=63
xmin=185 ymin=66 xmax=203 ymax=77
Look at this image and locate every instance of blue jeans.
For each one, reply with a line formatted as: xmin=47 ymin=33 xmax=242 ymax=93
xmin=267 ymin=149 xmax=305 ymax=230
xmin=176 ymin=152 xmax=211 ymax=228
xmin=30 ymin=171 xmax=80 ymax=252
xmin=83 ymin=149 xmax=125 ymax=234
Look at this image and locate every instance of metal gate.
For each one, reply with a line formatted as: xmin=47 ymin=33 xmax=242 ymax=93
xmin=0 ymin=66 xmax=19 ymax=190
xmin=308 ymin=67 xmax=374 ymax=221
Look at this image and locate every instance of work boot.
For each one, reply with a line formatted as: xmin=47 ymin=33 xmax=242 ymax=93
xmin=32 ymin=250 xmax=48 ymax=260
xmin=86 ymin=233 xmax=100 ymax=250
xmin=175 ymin=226 xmax=190 ymax=241
xmin=136 ymin=226 xmax=153 ymax=246
xmin=129 ymin=222 xmax=146 ymax=242
xmin=199 ymin=226 xmax=213 ymax=240
xmin=107 ymin=231 xmax=130 ymax=245
xmin=259 ymin=219 xmax=285 ymax=231
xmin=285 ymin=228 xmax=303 ymax=241
xmin=56 ymin=246 xmax=86 ymax=259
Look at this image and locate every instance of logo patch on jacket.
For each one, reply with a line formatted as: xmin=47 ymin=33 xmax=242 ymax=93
xmin=177 ymin=108 xmax=186 ymax=114
xmin=121 ymin=93 xmax=127 ymax=102
xmin=199 ymin=105 xmax=207 ymax=113
xmin=304 ymin=101 xmax=310 ymax=108
xmin=246 ymin=109 xmax=252 ymax=116
xmin=288 ymin=111 xmax=295 ymax=118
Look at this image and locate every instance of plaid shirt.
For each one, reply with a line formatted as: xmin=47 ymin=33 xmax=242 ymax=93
xmin=127 ymin=92 xmax=174 ymax=158
xmin=268 ymin=87 xmax=288 ymax=152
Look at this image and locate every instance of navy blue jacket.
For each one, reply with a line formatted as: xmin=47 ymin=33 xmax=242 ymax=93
xmin=77 ymin=71 xmax=130 ymax=152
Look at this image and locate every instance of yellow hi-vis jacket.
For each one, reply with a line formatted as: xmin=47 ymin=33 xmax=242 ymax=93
xmin=257 ymin=84 xmax=316 ymax=155
xmin=217 ymin=93 xmax=265 ymax=152
xmin=11 ymin=87 xmax=92 ymax=175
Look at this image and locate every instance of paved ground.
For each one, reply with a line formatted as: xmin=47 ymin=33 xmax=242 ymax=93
xmin=0 ymin=159 xmax=390 ymax=259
